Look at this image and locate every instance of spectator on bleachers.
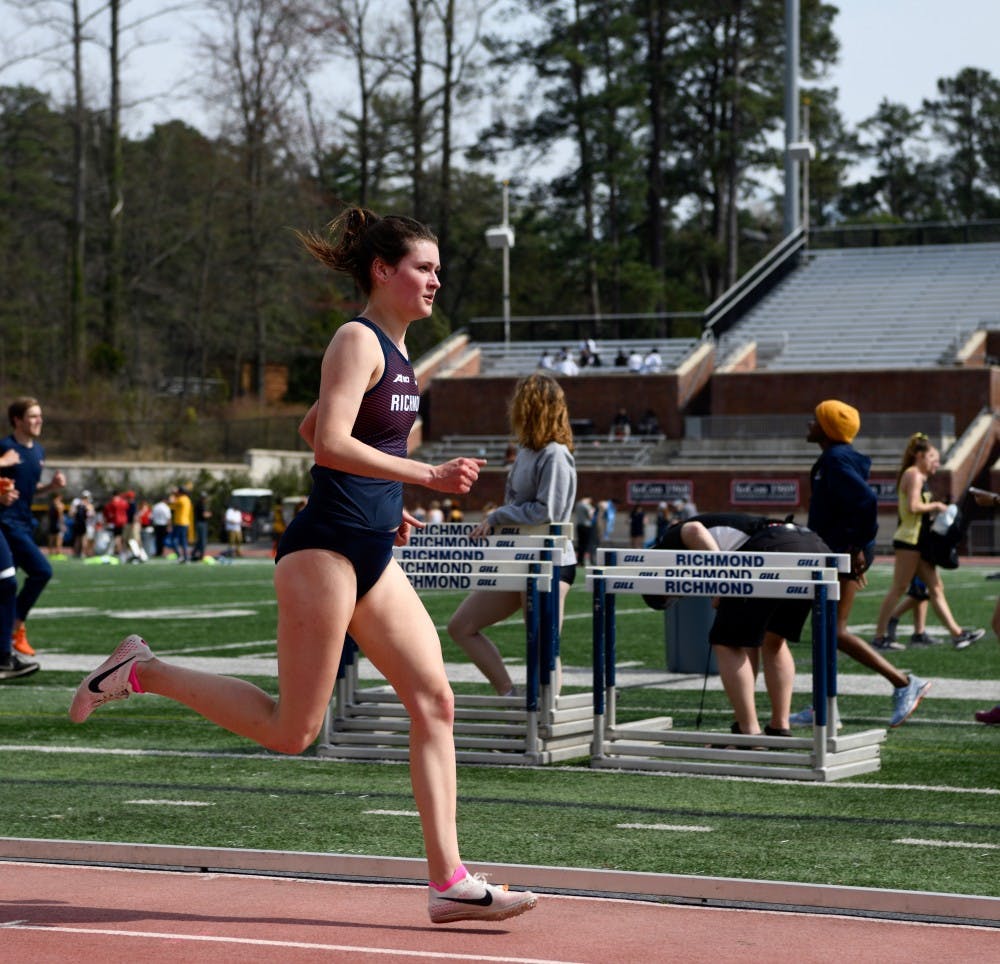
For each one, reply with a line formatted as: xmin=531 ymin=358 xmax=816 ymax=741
xmin=627 ymin=348 xmax=644 ymax=372
xmin=871 ymin=434 xmax=983 ymax=651
xmin=448 ymin=372 xmax=577 ymax=696
xmin=538 ymin=349 xmax=556 ymax=371
xmin=792 ymin=399 xmax=930 ymax=729
xmin=637 ymin=408 xmax=661 ymax=436
xmin=614 ymin=347 xmax=629 ymax=368
xmin=609 ymin=407 xmax=632 ymax=441
xmin=554 ymin=348 xmax=579 ymax=376
xmin=427 ymin=500 xmax=445 ymax=524
xmin=641 ymin=347 xmax=664 ymax=373
xmin=578 ymin=339 xmax=602 ymax=368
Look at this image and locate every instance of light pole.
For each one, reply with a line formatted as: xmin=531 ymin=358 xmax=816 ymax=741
xmin=485 ymin=180 xmax=515 ymax=344
xmin=788 ymin=98 xmax=815 ymax=235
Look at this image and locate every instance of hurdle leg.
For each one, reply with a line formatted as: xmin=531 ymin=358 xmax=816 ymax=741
xmin=523 ymin=573 xmax=543 ymax=759
xmin=825 ymin=590 xmax=840 ymax=737
xmin=591 ymin=574 xmax=606 ymax=758
xmin=605 ymin=588 xmax=617 ymax=730
xmin=811 ymin=586 xmax=829 ymax=769
xmin=327 ymin=634 xmax=357 ymax=742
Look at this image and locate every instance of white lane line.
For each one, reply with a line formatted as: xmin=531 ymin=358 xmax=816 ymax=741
xmin=617 ymin=823 xmax=712 ymax=833
xmin=895 ymin=837 xmax=1000 ymax=850
xmin=125 ymin=800 xmax=213 ymax=807
xmin=0 ymin=924 xmax=581 ymax=963
xmin=364 ymin=809 xmax=420 ymax=817
xmin=3 ymin=745 xmax=1000 ymax=797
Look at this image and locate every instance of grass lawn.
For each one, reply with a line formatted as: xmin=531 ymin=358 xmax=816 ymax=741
xmin=1 ymin=551 xmax=998 ymax=897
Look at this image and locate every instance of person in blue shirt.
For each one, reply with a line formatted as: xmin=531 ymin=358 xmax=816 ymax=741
xmin=0 ymin=445 xmax=37 ymax=680
xmin=0 ymin=398 xmax=66 ymax=657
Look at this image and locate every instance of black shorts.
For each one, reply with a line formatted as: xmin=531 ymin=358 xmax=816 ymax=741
xmin=276 ymin=508 xmax=396 ymax=600
xmin=709 ymin=524 xmax=831 ymax=649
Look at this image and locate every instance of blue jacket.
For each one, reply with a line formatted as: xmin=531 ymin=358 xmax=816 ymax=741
xmin=807 ymin=442 xmax=878 ymax=555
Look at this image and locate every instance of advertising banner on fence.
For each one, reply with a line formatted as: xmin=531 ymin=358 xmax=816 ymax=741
xmin=730 ymin=479 xmax=799 ymax=505
xmin=627 ymin=479 xmax=693 ymax=505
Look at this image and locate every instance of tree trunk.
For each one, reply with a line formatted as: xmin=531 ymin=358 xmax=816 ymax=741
xmin=105 ymin=0 xmax=124 ymax=368
xmin=69 ymin=0 xmax=87 ymax=380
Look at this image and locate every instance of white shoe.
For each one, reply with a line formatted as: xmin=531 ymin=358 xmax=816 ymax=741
xmin=428 ymin=869 xmax=537 ymax=924
xmin=69 ymin=634 xmax=153 ymax=723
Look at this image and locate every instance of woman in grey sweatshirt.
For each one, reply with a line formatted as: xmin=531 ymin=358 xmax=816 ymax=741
xmin=447 ymin=372 xmax=577 ymax=694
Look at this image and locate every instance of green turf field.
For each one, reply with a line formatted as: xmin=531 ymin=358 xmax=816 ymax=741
xmin=2 ymin=552 xmax=998 ymax=897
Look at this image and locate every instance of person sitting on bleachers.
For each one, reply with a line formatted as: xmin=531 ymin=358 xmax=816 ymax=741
xmin=608 ymin=407 xmax=632 ymax=441
xmin=627 ymin=348 xmax=644 ymax=372
xmin=641 ymin=346 xmax=664 ymax=373
xmin=578 ymin=340 xmax=602 ymax=368
xmin=553 ymin=348 xmax=579 ymax=376
xmin=636 ymin=408 xmax=661 ymax=436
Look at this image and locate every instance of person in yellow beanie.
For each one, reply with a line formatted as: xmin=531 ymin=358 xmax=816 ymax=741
xmin=813 ymin=399 xmax=861 ymax=444
xmin=794 ymin=400 xmax=931 ymax=729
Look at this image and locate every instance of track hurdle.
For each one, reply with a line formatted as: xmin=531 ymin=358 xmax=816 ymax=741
xmin=588 ymin=548 xmax=887 ymax=781
xmin=315 ymin=522 xmax=594 ymax=765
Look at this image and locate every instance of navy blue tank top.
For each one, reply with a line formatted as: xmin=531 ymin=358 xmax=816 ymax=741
xmin=308 ymin=318 xmax=420 ymax=531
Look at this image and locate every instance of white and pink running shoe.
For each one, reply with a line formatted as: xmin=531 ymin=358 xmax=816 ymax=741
xmin=428 ymin=869 xmax=537 ymax=924
xmin=69 ymin=634 xmax=153 ymax=723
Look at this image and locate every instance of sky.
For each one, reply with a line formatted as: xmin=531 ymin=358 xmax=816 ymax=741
xmin=2 ymin=1 xmax=999 ymax=161
xmin=827 ymin=0 xmax=1000 ymax=125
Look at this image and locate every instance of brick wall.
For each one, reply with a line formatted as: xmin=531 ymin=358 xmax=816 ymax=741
xmin=709 ymin=368 xmax=999 ymax=428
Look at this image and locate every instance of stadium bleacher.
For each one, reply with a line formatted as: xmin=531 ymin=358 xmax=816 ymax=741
xmin=475 ymin=338 xmax=701 ymax=376
xmin=416 ymin=433 xmax=663 ymax=468
xmin=717 ymin=243 xmax=1000 ymax=370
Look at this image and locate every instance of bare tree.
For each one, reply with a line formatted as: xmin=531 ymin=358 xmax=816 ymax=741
xmin=202 ymin=0 xmax=319 ymax=401
xmin=308 ymin=0 xmax=399 ymax=207
xmin=7 ymin=0 xmax=105 ymax=379
xmin=105 ymin=0 xmax=124 ymax=367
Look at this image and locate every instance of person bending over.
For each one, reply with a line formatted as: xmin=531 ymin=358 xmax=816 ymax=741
xmin=645 ymin=512 xmax=830 ymax=737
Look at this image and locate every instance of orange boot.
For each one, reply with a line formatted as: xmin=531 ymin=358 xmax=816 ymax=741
xmin=13 ymin=624 xmax=35 ymax=657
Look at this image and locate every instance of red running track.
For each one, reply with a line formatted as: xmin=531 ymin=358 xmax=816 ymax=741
xmin=2 ymin=861 xmax=997 ymax=963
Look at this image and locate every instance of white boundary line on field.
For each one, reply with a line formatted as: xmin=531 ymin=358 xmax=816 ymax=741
xmin=1 ymin=743 xmax=998 ymax=796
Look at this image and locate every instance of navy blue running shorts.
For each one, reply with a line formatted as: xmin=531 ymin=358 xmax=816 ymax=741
xmin=276 ymin=508 xmax=397 ymax=600
xmin=709 ymin=524 xmax=831 ymax=649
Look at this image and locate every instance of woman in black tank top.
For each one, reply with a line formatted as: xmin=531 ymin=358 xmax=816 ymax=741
xmin=69 ymin=207 xmax=537 ymax=925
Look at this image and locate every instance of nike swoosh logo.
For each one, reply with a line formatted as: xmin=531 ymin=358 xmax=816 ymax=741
xmin=88 ymin=656 xmax=136 ymax=693
xmin=441 ymin=892 xmax=493 ymax=906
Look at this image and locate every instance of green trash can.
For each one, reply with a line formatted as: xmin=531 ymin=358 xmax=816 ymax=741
xmin=664 ymin=598 xmax=717 ymax=674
